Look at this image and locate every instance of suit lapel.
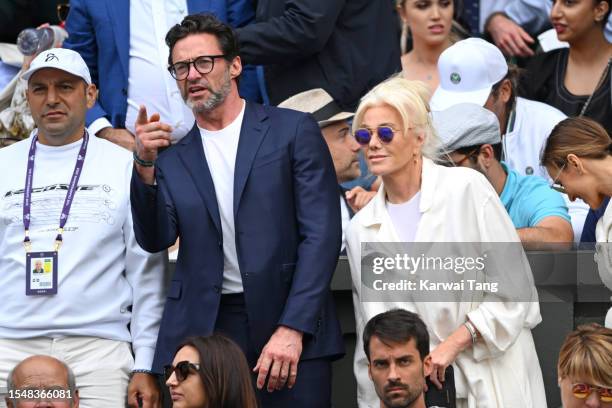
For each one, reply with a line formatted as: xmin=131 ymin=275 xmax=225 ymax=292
xmin=177 ymin=126 xmax=222 ymax=237
xmin=106 ymin=0 xmax=130 ymax=80
xmin=233 ymin=103 xmax=269 ymax=216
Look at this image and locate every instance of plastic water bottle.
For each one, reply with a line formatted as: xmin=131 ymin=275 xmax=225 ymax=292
xmin=17 ymin=26 xmax=66 ymax=56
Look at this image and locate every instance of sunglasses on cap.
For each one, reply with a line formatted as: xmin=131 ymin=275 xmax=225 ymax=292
xmin=164 ymin=361 xmax=201 ymax=382
xmin=572 ymin=383 xmax=612 ymax=402
xmin=353 ymin=126 xmax=402 ymax=145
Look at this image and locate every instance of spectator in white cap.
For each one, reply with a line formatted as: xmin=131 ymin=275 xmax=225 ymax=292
xmin=430 ymin=37 xmax=588 ymax=242
xmin=0 ymin=48 xmax=166 ymax=408
xmin=279 ymin=88 xmax=362 ymax=250
xmin=436 ymin=103 xmax=573 ymax=248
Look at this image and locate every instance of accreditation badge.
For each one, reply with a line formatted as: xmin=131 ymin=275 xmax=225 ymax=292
xmin=25 ymin=251 xmax=58 ymax=295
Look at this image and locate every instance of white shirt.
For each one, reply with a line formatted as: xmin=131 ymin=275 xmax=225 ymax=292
xmin=386 ymin=192 xmax=421 ymax=242
xmin=504 ymin=97 xmax=588 ymax=242
xmin=0 ymin=134 xmax=166 ymax=370
xmin=199 ymin=101 xmax=246 ymax=294
xmin=89 ymin=0 xmax=194 ymax=142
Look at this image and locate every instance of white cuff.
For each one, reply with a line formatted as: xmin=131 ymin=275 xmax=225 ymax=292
xmin=88 ymin=117 xmax=113 ymax=136
xmin=132 ymin=345 xmax=156 ymax=371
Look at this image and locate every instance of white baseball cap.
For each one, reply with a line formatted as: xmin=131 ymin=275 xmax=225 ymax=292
xmin=22 ymin=48 xmax=92 ymax=84
xmin=430 ymin=38 xmax=507 ymax=111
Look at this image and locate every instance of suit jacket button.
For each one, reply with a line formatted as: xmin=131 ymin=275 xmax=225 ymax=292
xmin=213 ymin=285 xmax=220 ymax=293
xmin=217 ymin=241 xmax=222 ymax=247
xmin=122 ymin=88 xmax=127 ymax=95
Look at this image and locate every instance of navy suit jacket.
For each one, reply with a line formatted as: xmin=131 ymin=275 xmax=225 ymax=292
xmin=63 ymin=0 xmax=257 ymax=128
xmin=131 ymin=102 xmax=345 ymax=372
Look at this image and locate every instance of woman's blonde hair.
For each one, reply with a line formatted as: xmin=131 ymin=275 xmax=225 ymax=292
xmin=541 ymin=117 xmax=612 ymax=169
xmin=353 ymin=77 xmax=442 ymax=161
xmin=557 ymin=323 xmax=612 ymax=385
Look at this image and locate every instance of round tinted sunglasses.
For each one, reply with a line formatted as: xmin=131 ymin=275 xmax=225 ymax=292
xmin=572 ymin=383 xmax=612 ymax=402
xmin=353 ymin=126 xmax=401 ymax=145
xmin=164 ymin=361 xmax=201 ymax=382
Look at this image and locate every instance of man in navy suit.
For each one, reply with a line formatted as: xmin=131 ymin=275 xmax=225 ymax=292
xmin=130 ymin=14 xmax=344 ymax=406
xmin=63 ymin=0 xmax=257 ymax=150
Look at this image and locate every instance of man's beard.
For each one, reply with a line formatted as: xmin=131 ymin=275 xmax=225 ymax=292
xmin=185 ymin=68 xmax=232 ymax=113
xmin=380 ymin=381 xmax=421 ymax=408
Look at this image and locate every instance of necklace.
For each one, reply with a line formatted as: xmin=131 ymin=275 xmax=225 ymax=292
xmin=580 ymin=57 xmax=612 ymax=117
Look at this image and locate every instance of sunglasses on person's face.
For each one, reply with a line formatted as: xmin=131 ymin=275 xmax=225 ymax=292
xmin=353 ymin=126 xmax=401 ymax=145
xmin=572 ymin=383 xmax=612 ymax=402
xmin=164 ymin=361 xmax=201 ymax=382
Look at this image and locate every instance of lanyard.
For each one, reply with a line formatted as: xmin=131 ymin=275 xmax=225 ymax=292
xmin=23 ymin=131 xmax=89 ymax=252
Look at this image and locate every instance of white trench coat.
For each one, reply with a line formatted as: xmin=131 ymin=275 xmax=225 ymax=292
xmin=346 ymin=158 xmax=547 ymax=408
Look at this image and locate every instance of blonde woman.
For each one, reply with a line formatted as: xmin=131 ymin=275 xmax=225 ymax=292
xmin=557 ymin=324 xmax=612 ymax=407
xmin=346 ymin=77 xmax=546 ymax=407
xmin=397 ymin=0 xmax=461 ymax=93
xmin=541 ymin=117 xmax=612 ymax=328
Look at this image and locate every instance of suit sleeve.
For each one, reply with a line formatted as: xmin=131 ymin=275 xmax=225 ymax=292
xmin=277 ymin=114 xmax=341 ymax=335
xmin=235 ymin=0 xmax=345 ymax=65
xmin=63 ymin=0 xmax=108 ymax=125
xmin=130 ymin=165 xmax=180 ymax=253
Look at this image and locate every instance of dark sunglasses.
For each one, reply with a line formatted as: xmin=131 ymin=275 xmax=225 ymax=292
xmin=353 ymin=126 xmax=400 ymax=145
xmin=164 ymin=361 xmax=201 ymax=382
xmin=572 ymin=383 xmax=612 ymax=402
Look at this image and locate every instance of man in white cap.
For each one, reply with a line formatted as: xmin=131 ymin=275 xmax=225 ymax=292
xmin=435 ymin=103 xmax=573 ymax=247
xmin=279 ymin=88 xmax=361 ymax=250
xmin=430 ymin=37 xmax=588 ymax=242
xmin=0 ymin=48 xmax=166 ymax=408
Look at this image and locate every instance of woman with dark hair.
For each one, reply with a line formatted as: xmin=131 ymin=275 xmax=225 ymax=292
xmin=165 ymin=334 xmax=258 ymax=408
xmin=520 ymin=0 xmax=612 ymax=134
xmin=542 ymin=116 xmax=612 ymax=327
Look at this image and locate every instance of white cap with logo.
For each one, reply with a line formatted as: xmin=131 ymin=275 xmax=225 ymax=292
xmin=22 ymin=48 xmax=92 ymax=85
xmin=430 ymin=38 xmax=507 ymax=112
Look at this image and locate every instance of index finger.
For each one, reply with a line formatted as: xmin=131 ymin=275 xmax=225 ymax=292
xmin=136 ymin=105 xmax=149 ymax=126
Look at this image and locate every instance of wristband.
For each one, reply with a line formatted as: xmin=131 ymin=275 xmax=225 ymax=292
xmin=133 ymin=152 xmax=155 ymax=167
xmin=464 ymin=321 xmax=478 ymax=344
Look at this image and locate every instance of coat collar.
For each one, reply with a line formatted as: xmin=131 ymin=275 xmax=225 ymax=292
xmin=358 ymin=157 xmax=438 ymax=228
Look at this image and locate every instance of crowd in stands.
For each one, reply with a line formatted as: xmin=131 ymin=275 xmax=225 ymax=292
xmin=0 ymin=0 xmax=611 ymax=407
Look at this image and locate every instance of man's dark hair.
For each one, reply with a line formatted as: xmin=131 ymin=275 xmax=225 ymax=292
xmin=490 ymin=64 xmax=522 ymax=115
xmin=456 ymin=143 xmax=503 ymax=162
xmin=363 ymin=309 xmax=430 ymax=362
xmin=165 ymin=13 xmax=239 ymax=67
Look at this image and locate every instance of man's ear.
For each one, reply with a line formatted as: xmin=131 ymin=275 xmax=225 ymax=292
xmin=479 ymin=144 xmax=496 ymax=167
xmin=85 ymin=84 xmax=98 ymax=109
xmin=422 ymin=354 xmax=433 ymax=377
xmin=368 ymin=362 xmax=373 ymax=381
xmin=230 ymin=56 xmax=242 ymax=79
xmin=73 ymin=389 xmax=80 ymax=407
xmin=500 ymin=79 xmax=512 ymax=104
